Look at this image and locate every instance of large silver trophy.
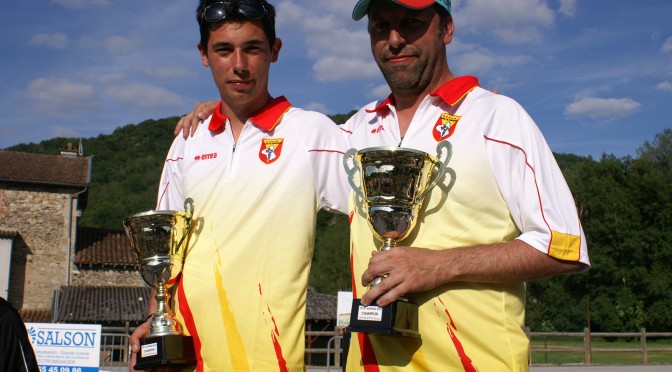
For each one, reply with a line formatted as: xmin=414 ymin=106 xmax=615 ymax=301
xmin=343 ymin=142 xmax=452 ymax=337
xmin=123 ymin=199 xmax=196 ymax=369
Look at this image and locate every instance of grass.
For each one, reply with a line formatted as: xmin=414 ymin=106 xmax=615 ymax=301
xmin=530 ymin=336 xmax=672 ymax=365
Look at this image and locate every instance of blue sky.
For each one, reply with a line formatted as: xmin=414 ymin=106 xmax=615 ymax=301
xmin=1 ymin=0 xmax=671 ymax=158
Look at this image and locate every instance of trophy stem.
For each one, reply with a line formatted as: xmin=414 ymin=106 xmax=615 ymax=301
xmin=149 ymin=282 xmax=181 ymax=336
xmin=381 ymin=238 xmax=396 ymax=251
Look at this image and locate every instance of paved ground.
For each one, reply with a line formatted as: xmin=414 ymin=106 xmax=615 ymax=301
xmin=530 ymin=366 xmax=672 ymax=371
xmin=308 ymin=366 xmax=672 ymax=372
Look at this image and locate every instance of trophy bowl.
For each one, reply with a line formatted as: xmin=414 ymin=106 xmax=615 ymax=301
xmin=345 ymin=142 xmax=451 ymax=254
xmin=343 ymin=142 xmax=452 ymax=337
xmin=123 ymin=199 xmax=195 ymax=368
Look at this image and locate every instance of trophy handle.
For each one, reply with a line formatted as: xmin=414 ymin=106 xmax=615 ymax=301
xmin=184 ymin=198 xmax=194 ymax=218
xmin=343 ymin=148 xmax=364 ymax=199
xmin=419 ymin=141 xmax=453 ymax=200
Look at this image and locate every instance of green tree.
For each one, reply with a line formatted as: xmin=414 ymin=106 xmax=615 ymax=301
xmin=310 ymin=211 xmax=351 ymax=294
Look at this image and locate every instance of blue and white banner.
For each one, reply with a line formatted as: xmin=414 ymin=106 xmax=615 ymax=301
xmin=26 ymin=323 xmax=102 ymax=372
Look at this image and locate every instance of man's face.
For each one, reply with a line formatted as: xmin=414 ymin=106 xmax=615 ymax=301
xmin=199 ymin=20 xmax=280 ymax=109
xmin=367 ymin=1 xmax=452 ymax=95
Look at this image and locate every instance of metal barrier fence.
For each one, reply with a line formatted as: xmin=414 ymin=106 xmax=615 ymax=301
xmin=98 ymin=327 xmax=672 ymax=369
xmin=100 ymin=332 xmax=130 ymax=369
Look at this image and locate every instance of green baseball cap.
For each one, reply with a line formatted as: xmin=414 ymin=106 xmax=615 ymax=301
xmin=352 ymin=0 xmax=452 ymax=21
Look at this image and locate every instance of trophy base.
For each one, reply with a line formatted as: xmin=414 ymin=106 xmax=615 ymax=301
xmin=347 ymin=298 xmax=420 ymax=338
xmin=134 ymin=334 xmax=196 ymax=370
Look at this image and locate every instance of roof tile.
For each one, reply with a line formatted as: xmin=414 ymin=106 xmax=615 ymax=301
xmin=0 ymin=150 xmax=91 ymax=186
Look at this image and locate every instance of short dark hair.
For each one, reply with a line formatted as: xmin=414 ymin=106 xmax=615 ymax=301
xmin=434 ymin=3 xmax=452 ymax=30
xmin=196 ymin=0 xmax=277 ymax=51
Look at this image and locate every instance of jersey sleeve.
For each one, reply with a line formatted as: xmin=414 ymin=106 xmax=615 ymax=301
xmin=483 ymin=97 xmax=589 ymax=266
xmin=302 ymin=111 xmax=350 ymax=215
xmin=156 ymin=136 xmax=187 ymax=211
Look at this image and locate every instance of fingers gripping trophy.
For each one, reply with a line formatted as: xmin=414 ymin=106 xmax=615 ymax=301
xmin=343 ymin=141 xmax=452 ymax=337
xmin=123 ymin=198 xmax=196 ymax=369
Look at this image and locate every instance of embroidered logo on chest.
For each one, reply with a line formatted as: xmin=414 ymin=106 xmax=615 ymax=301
xmin=194 ymin=152 xmax=218 ymax=161
xmin=371 ymin=124 xmax=385 ymax=134
xmin=433 ymin=113 xmax=461 ymax=141
xmin=259 ymin=138 xmax=284 ymax=164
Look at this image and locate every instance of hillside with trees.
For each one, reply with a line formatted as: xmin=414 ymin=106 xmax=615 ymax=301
xmin=6 ymin=117 xmax=672 ymax=334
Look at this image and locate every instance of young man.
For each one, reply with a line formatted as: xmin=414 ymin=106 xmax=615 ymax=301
xmin=342 ymin=0 xmax=589 ymax=370
xmin=176 ymin=0 xmax=590 ymax=370
xmin=129 ymin=1 xmax=349 ymax=370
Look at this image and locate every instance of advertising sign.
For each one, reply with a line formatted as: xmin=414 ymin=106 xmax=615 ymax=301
xmin=26 ymin=323 xmax=102 ymax=372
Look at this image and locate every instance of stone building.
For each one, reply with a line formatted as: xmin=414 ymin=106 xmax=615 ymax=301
xmin=0 ymin=147 xmax=91 ymax=312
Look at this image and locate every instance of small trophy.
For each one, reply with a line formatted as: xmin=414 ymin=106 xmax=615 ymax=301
xmin=123 ymin=198 xmax=196 ymax=369
xmin=343 ymin=142 xmax=452 ymax=337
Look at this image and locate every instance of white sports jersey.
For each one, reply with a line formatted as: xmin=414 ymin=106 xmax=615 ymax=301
xmin=343 ymin=76 xmax=589 ymax=371
xmin=157 ymin=97 xmax=349 ymax=371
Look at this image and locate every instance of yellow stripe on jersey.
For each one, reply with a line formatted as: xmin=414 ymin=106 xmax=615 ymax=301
xmin=549 ymin=230 xmax=582 ymax=261
xmin=214 ymin=253 xmax=250 ymax=371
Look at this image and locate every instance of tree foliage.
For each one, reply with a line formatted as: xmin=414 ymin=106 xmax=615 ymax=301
xmin=6 ymin=118 xmax=672 ymax=331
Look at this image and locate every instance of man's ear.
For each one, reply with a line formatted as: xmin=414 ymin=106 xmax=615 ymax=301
xmin=271 ymin=38 xmax=282 ymax=63
xmin=443 ymin=17 xmax=454 ymax=45
xmin=198 ymin=43 xmax=209 ymax=67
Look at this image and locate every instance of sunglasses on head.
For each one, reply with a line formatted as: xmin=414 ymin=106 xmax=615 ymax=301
xmin=203 ymin=1 xmax=266 ymax=23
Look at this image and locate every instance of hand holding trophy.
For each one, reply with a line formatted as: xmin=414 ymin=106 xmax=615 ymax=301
xmin=343 ymin=141 xmax=452 ymax=337
xmin=123 ymin=198 xmax=196 ymax=369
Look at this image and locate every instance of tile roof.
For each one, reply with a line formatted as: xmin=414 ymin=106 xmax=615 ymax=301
xmin=56 ymin=286 xmax=151 ymax=323
xmin=306 ymin=288 xmax=336 ymax=320
xmin=0 ymin=230 xmax=19 ymax=239
xmin=53 ymin=286 xmax=336 ymax=323
xmin=0 ymin=150 xmax=91 ymax=187
xmin=18 ymin=309 xmax=52 ymax=323
xmin=75 ymin=227 xmax=137 ymax=267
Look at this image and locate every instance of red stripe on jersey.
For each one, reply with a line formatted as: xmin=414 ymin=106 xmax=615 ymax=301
xmin=484 ymin=135 xmax=553 ymax=253
xmin=308 ymin=149 xmax=346 ymax=155
xmin=156 ymin=182 xmax=169 ymax=209
xmin=359 ymin=332 xmax=381 ymax=371
xmin=177 ymin=277 xmax=203 ymax=371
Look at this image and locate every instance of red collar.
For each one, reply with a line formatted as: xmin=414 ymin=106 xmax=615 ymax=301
xmin=208 ymin=96 xmax=292 ymax=133
xmin=366 ymin=76 xmax=480 ymax=113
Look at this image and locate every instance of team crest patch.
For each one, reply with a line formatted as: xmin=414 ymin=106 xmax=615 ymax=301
xmin=433 ymin=113 xmax=460 ymax=141
xmin=259 ymin=138 xmax=284 ymax=164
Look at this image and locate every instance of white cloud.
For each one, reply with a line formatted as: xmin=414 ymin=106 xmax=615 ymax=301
xmin=304 ymin=102 xmax=331 ymax=114
xmin=564 ymin=97 xmax=641 ymax=120
xmin=656 ymin=81 xmax=672 ymax=92
xmin=662 ymin=37 xmax=672 ymax=53
xmin=277 ymin=1 xmax=374 ymax=82
xmin=451 ymin=40 xmax=531 ymax=74
xmin=313 ymin=56 xmax=379 ymax=82
xmin=29 ymin=33 xmax=69 ymax=50
xmin=368 ymin=84 xmax=391 ymax=100
xmin=51 ymin=0 xmax=110 ymax=9
xmin=51 ymin=125 xmax=83 ymax=138
xmin=106 ymin=83 xmax=183 ymax=109
xmin=87 ymin=72 xmax=126 ymax=84
xmin=105 ymin=36 xmax=140 ymax=55
xmin=558 ymin=0 xmax=578 ymax=17
xmin=25 ymin=78 xmax=99 ymax=116
xmin=139 ymin=66 xmax=197 ymax=80
xmin=457 ymin=0 xmax=555 ymax=44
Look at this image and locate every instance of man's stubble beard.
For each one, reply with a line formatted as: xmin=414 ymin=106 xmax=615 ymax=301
xmin=377 ymin=51 xmax=442 ymax=97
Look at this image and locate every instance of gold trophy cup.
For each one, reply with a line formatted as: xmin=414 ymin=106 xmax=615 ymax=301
xmin=123 ymin=198 xmax=196 ymax=369
xmin=343 ymin=142 xmax=452 ymax=337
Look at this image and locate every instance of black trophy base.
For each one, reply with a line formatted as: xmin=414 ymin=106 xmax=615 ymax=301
xmin=134 ymin=334 xmax=196 ymax=370
xmin=347 ymin=298 xmax=420 ymax=338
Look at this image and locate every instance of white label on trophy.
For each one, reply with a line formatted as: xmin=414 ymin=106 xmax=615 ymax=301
xmin=141 ymin=342 xmax=159 ymax=357
xmin=357 ymin=305 xmax=384 ymax=322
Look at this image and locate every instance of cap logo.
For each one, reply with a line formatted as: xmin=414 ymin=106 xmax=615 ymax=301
xmin=259 ymin=138 xmax=284 ymax=164
xmin=433 ymin=113 xmax=460 ymax=141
